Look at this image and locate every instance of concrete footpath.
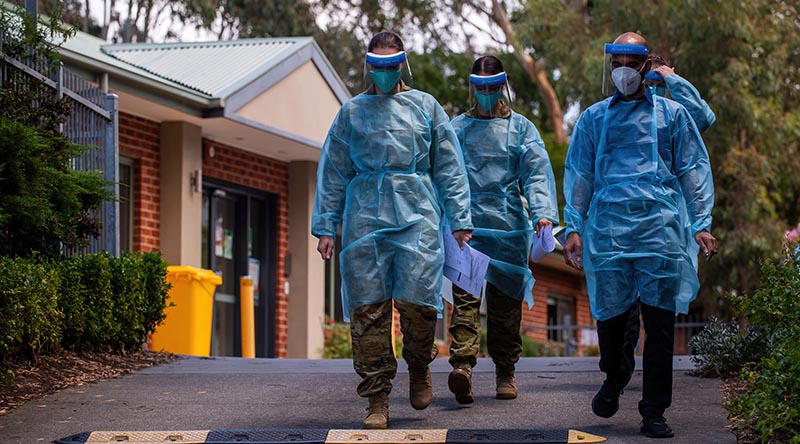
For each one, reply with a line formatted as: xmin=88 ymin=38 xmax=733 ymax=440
xmin=0 ymin=356 xmax=735 ymax=444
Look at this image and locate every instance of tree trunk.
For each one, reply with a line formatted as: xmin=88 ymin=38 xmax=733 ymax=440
xmin=489 ymin=0 xmax=566 ymax=145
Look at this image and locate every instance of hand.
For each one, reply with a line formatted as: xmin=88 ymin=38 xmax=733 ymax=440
xmin=535 ymin=218 xmax=553 ymax=238
xmin=317 ymin=235 xmax=335 ymax=260
xmin=695 ymin=230 xmax=718 ymax=262
xmin=654 ymin=65 xmax=676 ymax=78
xmin=453 ymin=230 xmax=473 ymax=249
xmin=564 ymin=232 xmax=583 ymax=269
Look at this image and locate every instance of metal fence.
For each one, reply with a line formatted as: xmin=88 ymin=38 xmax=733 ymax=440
xmin=1 ymin=26 xmax=119 ymax=256
xmin=524 ymin=318 xmax=707 ymax=357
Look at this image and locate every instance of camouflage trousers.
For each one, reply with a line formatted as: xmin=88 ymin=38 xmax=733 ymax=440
xmin=350 ymin=299 xmax=439 ymax=398
xmin=448 ymin=282 xmax=521 ymax=373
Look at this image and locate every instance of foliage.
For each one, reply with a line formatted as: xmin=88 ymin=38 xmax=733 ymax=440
xmin=0 ymin=119 xmax=111 ymax=258
xmin=582 ymin=344 xmax=600 ymax=357
xmin=0 ymin=6 xmax=112 ymax=259
xmin=0 ymin=252 xmax=171 ymax=364
xmin=731 ymin=332 xmax=800 ymax=444
xmin=321 ymin=319 xmax=405 ymax=359
xmin=322 ymin=319 xmax=352 ymax=359
xmin=513 ymin=0 xmax=800 ymax=312
xmin=59 ymin=252 xmax=171 ymax=351
xmin=688 ymin=317 xmax=771 ymax=378
xmin=0 ymin=256 xmax=63 ymax=360
xmin=728 ymin=239 xmax=800 ymax=333
xmin=691 ymin=240 xmax=800 ymax=442
xmin=521 ymin=334 xmax=543 ymax=357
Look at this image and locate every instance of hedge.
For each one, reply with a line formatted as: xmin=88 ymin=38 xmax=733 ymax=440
xmin=0 ymin=252 xmax=170 ymax=363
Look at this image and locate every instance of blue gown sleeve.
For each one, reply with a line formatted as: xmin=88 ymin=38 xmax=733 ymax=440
xmin=430 ymin=101 xmax=473 ymax=232
xmin=665 ymin=74 xmax=716 ymax=133
xmin=519 ymin=118 xmax=559 ymax=225
xmin=563 ymin=111 xmax=596 ymax=239
xmin=671 ymin=107 xmax=714 ymax=235
xmin=311 ymin=106 xmax=356 ymax=239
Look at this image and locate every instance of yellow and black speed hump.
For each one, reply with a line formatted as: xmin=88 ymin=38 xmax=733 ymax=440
xmin=55 ymin=428 xmax=606 ymax=444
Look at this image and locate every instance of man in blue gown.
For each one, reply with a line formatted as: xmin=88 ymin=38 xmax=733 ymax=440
xmin=563 ymin=32 xmax=718 ymax=439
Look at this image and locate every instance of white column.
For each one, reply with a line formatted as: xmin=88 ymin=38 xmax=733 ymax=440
xmin=159 ymin=121 xmax=203 ymax=267
xmin=287 ymin=161 xmax=326 ymax=358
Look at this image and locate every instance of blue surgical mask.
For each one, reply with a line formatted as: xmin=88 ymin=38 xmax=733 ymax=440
xmin=475 ymin=90 xmax=502 ymax=112
xmin=649 ymin=85 xmax=667 ymax=97
xmin=370 ymin=69 xmax=402 ymax=93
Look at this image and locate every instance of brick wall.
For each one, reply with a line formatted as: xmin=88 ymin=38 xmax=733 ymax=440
xmin=524 ymin=262 xmax=594 ymax=354
xmin=203 ymin=140 xmax=290 ymax=358
xmin=119 ymin=112 xmax=161 ymax=252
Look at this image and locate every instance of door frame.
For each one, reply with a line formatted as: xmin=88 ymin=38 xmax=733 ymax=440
xmin=203 ymin=177 xmax=278 ymax=358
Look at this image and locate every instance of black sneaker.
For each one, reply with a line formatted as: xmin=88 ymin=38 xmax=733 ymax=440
xmin=591 ymin=382 xmax=623 ymax=418
xmin=640 ymin=414 xmax=674 ymax=438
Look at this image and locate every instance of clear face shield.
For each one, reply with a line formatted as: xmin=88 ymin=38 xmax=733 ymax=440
xmin=602 ymin=43 xmax=649 ymax=96
xmin=469 ymin=72 xmax=512 ymax=117
xmin=363 ymin=50 xmax=413 ymax=93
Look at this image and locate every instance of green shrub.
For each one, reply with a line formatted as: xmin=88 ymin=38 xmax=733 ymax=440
xmin=582 ymin=344 xmax=600 ymax=357
xmin=0 ymin=256 xmax=62 ymax=360
xmin=323 ymin=320 xmax=352 ymax=359
xmin=0 ymin=252 xmax=170 ymax=364
xmin=521 ymin=334 xmax=543 ymax=357
xmin=731 ymin=332 xmax=800 ymax=443
xmin=689 ymin=317 xmax=771 ymax=378
xmin=696 ymin=241 xmax=800 ymax=443
xmin=59 ymin=252 xmax=170 ymax=351
xmin=138 ymin=252 xmax=171 ymax=337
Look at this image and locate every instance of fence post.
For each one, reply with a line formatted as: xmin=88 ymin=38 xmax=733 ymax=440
xmin=563 ymin=315 xmax=573 ymax=357
xmin=0 ymin=29 xmax=4 ymax=88
xmin=104 ymin=93 xmax=120 ymax=257
xmin=57 ymin=62 xmax=64 ymax=133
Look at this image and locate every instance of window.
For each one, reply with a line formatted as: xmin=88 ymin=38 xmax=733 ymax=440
xmin=119 ymin=157 xmax=134 ymax=252
xmin=547 ymin=293 xmax=576 ymax=342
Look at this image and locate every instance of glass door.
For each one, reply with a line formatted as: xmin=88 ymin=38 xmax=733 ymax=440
xmin=202 ymin=180 xmax=277 ymax=357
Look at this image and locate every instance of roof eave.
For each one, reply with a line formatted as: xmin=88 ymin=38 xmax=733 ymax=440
xmin=59 ymin=46 xmax=223 ymax=112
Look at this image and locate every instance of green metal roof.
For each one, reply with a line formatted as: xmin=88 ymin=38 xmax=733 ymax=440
xmin=101 ymin=38 xmax=314 ymax=98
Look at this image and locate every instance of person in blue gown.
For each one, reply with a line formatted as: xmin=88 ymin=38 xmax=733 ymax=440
xmin=446 ymin=55 xmax=559 ymax=405
xmin=563 ymin=32 xmax=718 ymax=439
xmin=311 ymin=31 xmax=472 ymax=429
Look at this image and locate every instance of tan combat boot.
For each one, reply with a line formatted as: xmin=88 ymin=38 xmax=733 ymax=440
xmin=363 ymin=392 xmax=389 ymax=429
xmin=496 ymin=367 xmax=518 ymax=399
xmin=408 ymin=366 xmax=432 ymax=410
xmin=448 ymin=363 xmax=474 ymax=404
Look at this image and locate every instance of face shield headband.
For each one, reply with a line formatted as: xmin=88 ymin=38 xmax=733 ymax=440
xmin=469 ymin=72 xmax=507 ymax=87
xmin=363 ymin=51 xmax=413 ymax=93
xmin=602 ymin=43 xmax=649 ymax=96
xmin=644 ymin=70 xmax=664 ymax=82
xmin=366 ymin=51 xmax=407 ymax=67
xmin=469 ymin=72 xmax=512 ymax=118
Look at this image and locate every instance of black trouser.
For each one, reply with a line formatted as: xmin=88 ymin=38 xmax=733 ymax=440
xmin=597 ymin=301 xmax=675 ymax=417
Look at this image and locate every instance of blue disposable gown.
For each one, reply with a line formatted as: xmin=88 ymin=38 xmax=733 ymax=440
xmin=451 ymin=111 xmax=559 ymax=305
xmin=665 ymin=74 xmax=716 ymax=133
xmin=312 ymin=89 xmax=472 ymax=321
xmin=564 ymin=90 xmax=714 ymax=321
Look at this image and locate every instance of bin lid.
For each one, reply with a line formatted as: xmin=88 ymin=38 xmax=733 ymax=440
xmin=166 ymin=265 xmax=223 ymax=285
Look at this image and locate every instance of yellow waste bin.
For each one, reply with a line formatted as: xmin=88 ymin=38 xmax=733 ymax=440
xmin=150 ymin=266 xmax=222 ymax=356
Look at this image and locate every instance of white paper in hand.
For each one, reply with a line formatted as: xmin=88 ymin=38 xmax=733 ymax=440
xmin=442 ymin=229 xmax=490 ymax=297
xmin=530 ymin=224 xmax=556 ymax=263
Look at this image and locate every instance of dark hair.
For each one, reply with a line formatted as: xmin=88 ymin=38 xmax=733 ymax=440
xmin=648 ymin=53 xmax=669 ymax=68
xmin=368 ymin=31 xmax=405 ymax=52
xmin=472 ymin=55 xmax=504 ymax=76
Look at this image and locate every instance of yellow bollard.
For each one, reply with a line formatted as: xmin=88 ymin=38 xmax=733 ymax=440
xmin=240 ymin=276 xmax=255 ymax=358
